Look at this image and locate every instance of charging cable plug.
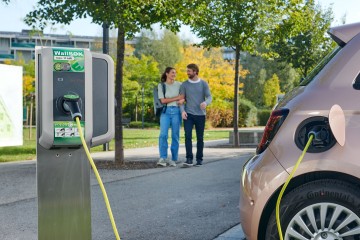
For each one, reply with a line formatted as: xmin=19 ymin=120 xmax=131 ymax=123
xmin=308 ymin=126 xmax=328 ymax=141
xmin=63 ymin=94 xmax=82 ymax=120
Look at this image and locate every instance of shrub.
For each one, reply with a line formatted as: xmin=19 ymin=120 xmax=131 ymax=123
xmin=205 ymin=121 xmax=212 ymax=129
xmin=238 ymin=98 xmax=258 ymax=127
xmin=257 ymin=109 xmax=272 ymax=126
xmin=207 ymin=101 xmax=233 ymax=128
xmin=207 ymin=99 xmax=258 ymax=127
xmin=129 ymin=121 xmax=159 ymax=129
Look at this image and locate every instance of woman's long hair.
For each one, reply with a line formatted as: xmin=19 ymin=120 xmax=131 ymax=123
xmin=161 ymin=67 xmax=175 ymax=82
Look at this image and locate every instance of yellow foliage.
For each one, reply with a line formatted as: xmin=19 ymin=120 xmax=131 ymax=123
xmin=263 ymin=74 xmax=282 ymax=108
xmin=3 ymin=59 xmax=12 ymax=65
xmin=125 ymin=44 xmax=135 ymax=56
xmin=23 ymin=75 xmax=35 ymax=98
xmin=174 ymin=46 xmax=248 ymax=101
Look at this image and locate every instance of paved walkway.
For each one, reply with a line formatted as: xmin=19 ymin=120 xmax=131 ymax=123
xmin=1 ymin=138 xmax=252 ymax=239
xmin=91 ymin=139 xmax=251 ymax=162
xmin=92 ymin=139 xmax=249 ymax=240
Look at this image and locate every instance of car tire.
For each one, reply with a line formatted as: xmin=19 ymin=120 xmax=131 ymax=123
xmin=265 ymin=179 xmax=360 ymax=240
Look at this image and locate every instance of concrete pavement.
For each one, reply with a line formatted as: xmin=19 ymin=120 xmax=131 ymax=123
xmin=93 ymin=139 xmax=250 ymax=239
xmin=0 ymin=139 xmax=253 ymax=239
xmin=91 ymin=139 xmax=249 ymax=162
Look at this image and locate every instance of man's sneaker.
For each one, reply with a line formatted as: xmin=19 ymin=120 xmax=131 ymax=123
xmin=182 ymin=159 xmax=193 ymax=168
xmin=157 ymin=158 xmax=167 ymax=167
xmin=194 ymin=161 xmax=202 ymax=167
xmin=168 ymin=160 xmax=177 ymax=167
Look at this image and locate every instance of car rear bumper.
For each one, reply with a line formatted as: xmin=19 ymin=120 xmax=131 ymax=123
xmin=240 ymin=149 xmax=287 ymax=239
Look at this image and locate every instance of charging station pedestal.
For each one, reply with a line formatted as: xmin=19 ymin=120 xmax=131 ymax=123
xmin=35 ymin=47 xmax=114 ymax=240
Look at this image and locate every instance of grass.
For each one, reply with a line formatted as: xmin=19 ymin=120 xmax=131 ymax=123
xmin=0 ymin=127 xmax=230 ymax=162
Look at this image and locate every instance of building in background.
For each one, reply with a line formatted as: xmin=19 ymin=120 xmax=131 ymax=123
xmin=0 ymin=29 xmax=234 ymax=62
xmin=0 ymin=29 xmax=101 ymax=62
xmin=0 ymin=29 xmax=142 ymax=62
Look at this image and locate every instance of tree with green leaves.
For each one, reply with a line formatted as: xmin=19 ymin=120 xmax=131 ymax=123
xmin=135 ymin=30 xmax=182 ymax=72
xmin=123 ymin=53 xmax=160 ymax=121
xmin=24 ymin=0 xmax=191 ymax=164
xmin=269 ymin=0 xmax=334 ymax=78
xmin=263 ymin=74 xmax=282 ymax=108
xmin=185 ymin=0 xmax=286 ymax=147
xmin=242 ymin=54 xmax=299 ymax=108
xmin=242 ymin=67 xmax=266 ymax=107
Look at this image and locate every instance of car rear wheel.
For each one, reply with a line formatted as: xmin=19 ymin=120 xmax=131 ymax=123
xmin=265 ymin=179 xmax=360 ymax=240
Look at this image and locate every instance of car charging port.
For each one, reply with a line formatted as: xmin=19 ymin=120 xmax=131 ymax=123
xmin=308 ymin=126 xmax=329 ymax=144
xmin=295 ymin=116 xmax=336 ymax=153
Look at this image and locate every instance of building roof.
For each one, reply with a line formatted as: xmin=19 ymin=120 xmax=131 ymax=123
xmin=0 ymin=29 xmax=98 ymax=41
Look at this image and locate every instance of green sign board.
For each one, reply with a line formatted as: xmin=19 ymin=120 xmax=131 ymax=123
xmin=53 ymin=49 xmax=85 ymax=72
xmin=54 ymin=121 xmax=85 ymax=145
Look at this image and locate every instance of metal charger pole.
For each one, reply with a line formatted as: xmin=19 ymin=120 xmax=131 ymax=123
xmin=36 ymin=47 xmax=92 ymax=239
xmin=36 ymin=47 xmax=114 ymax=240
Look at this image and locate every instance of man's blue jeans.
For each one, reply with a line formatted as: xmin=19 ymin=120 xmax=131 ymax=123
xmin=184 ymin=113 xmax=205 ymax=161
xmin=159 ymin=106 xmax=181 ymax=161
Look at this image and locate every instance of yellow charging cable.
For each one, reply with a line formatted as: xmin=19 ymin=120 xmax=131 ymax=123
xmin=276 ymin=134 xmax=314 ymax=240
xmin=75 ymin=117 xmax=121 ymax=240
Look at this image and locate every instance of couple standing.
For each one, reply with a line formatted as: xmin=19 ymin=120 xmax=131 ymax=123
xmin=157 ymin=63 xmax=212 ymax=168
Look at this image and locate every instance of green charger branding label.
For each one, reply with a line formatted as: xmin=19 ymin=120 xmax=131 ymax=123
xmin=53 ymin=49 xmax=85 ymax=72
xmin=54 ymin=121 xmax=85 ymax=145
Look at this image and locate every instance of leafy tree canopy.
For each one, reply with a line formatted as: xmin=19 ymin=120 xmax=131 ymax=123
xmin=24 ymin=0 xmax=185 ymax=37
xmin=268 ymin=0 xmax=335 ymax=77
xmin=186 ymin=0 xmax=299 ymax=50
xmin=135 ymin=30 xmax=182 ymax=72
xmin=122 ymin=45 xmax=160 ymax=121
xmin=263 ymin=74 xmax=282 ymax=108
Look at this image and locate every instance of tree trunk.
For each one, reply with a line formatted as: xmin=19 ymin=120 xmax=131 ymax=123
xmin=29 ymin=101 xmax=33 ymax=140
xmin=233 ymin=47 xmax=240 ymax=147
xmin=102 ymin=23 xmax=109 ymax=54
xmin=115 ymin=27 xmax=125 ymax=163
xmin=102 ymin=22 xmax=110 ymax=152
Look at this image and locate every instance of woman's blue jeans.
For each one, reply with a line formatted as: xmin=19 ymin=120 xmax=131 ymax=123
xmin=159 ymin=106 xmax=181 ymax=161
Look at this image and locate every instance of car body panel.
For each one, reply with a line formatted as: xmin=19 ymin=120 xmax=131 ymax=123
xmin=241 ymin=149 xmax=288 ymax=239
xmin=328 ymin=22 xmax=360 ymax=44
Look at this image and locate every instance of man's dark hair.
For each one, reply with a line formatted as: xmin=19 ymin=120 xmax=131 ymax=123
xmin=187 ymin=63 xmax=199 ymax=75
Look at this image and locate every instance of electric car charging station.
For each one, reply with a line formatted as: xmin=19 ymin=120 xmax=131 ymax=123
xmin=35 ymin=47 xmax=114 ymax=239
xmin=240 ymin=22 xmax=360 ymax=240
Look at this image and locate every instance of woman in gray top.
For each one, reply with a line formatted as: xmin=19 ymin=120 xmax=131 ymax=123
xmin=157 ymin=67 xmax=183 ymax=167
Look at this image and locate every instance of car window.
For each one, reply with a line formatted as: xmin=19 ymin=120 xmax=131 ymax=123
xmin=300 ymin=46 xmax=341 ymax=86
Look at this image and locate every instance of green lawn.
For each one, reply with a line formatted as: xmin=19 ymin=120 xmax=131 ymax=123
xmin=0 ymin=127 xmax=230 ymax=162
